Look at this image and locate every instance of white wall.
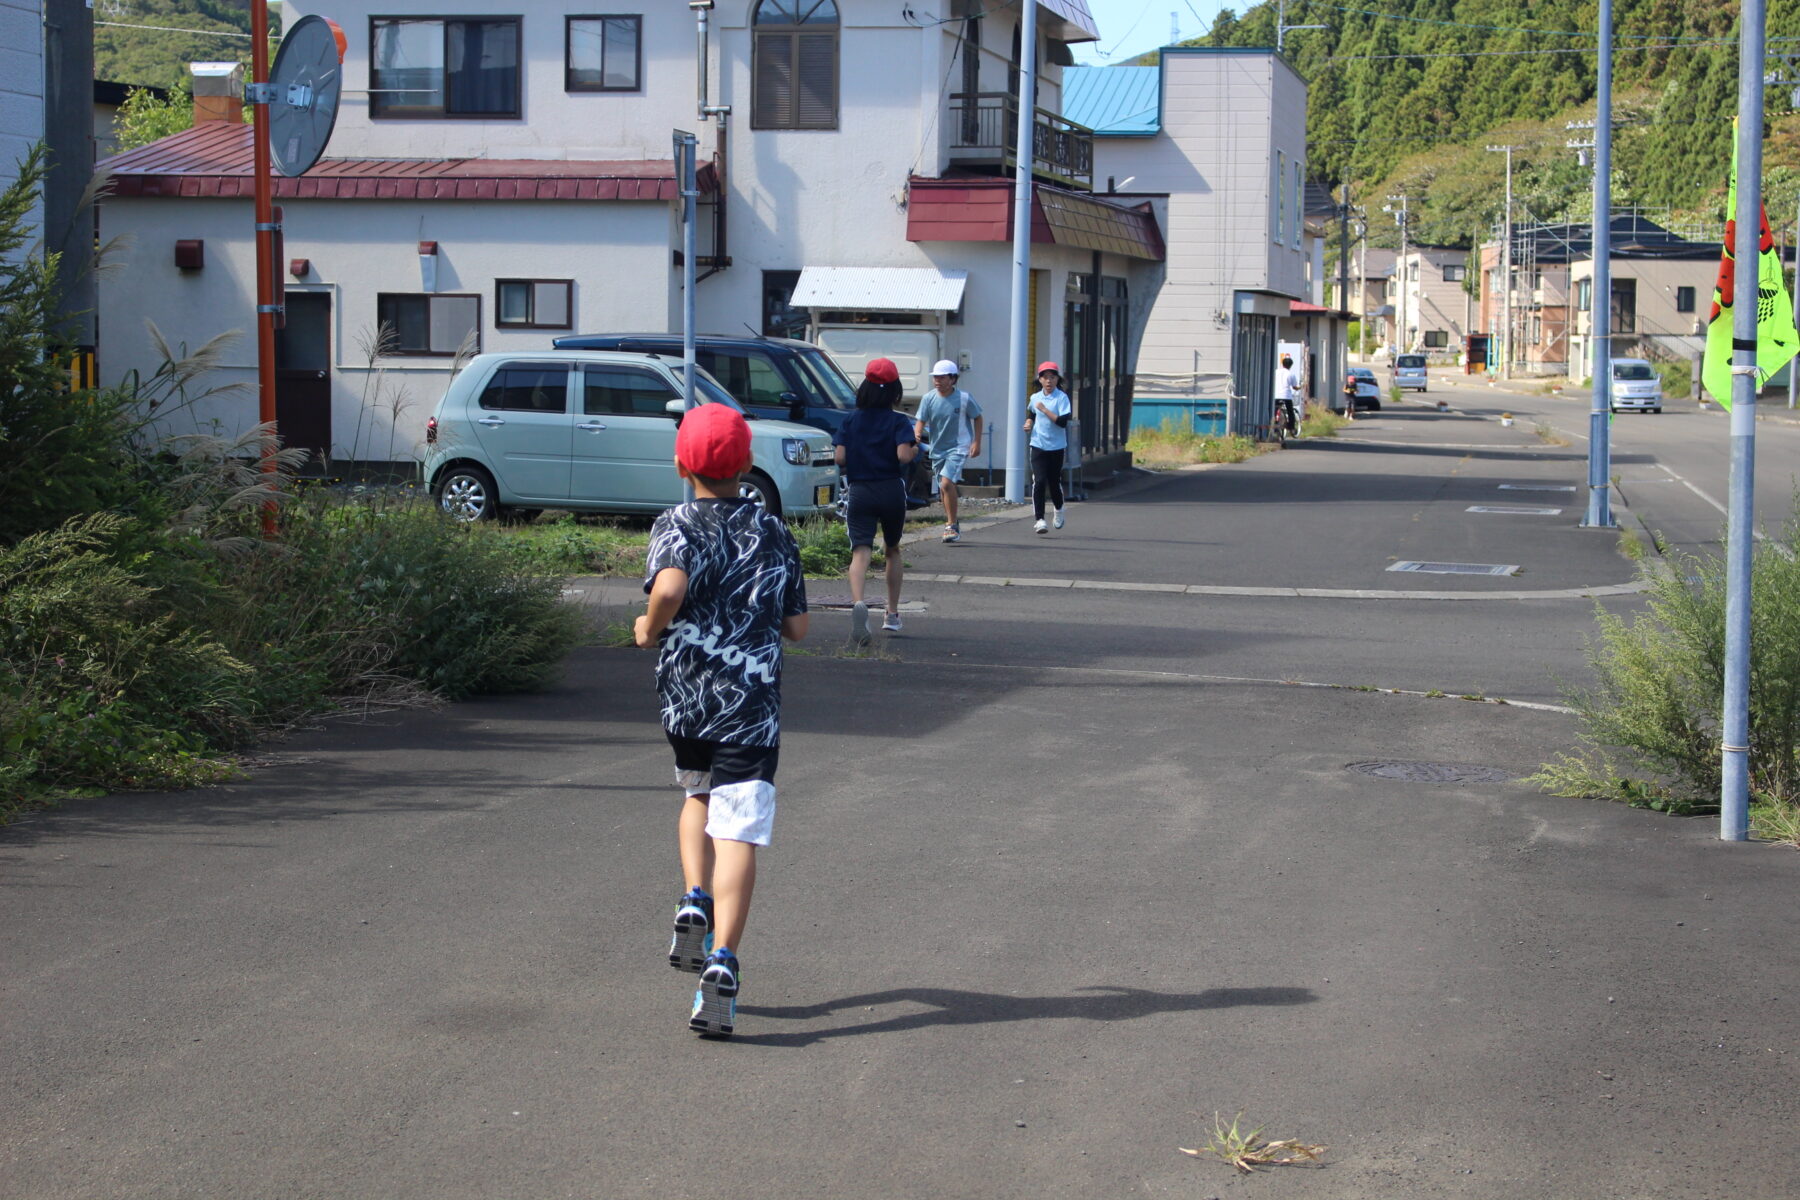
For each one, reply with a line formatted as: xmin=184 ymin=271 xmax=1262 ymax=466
xmin=99 ymin=196 xmax=673 ymax=459
xmin=0 ymin=0 xmax=44 ymax=250
xmin=1090 ymin=49 xmax=1309 ymax=392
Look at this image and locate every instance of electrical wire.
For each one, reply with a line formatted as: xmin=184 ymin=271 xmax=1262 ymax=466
xmin=96 ymin=20 xmax=267 ymax=39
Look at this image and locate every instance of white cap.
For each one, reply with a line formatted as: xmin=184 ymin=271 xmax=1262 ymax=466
xmin=930 ymin=359 xmax=959 ymax=377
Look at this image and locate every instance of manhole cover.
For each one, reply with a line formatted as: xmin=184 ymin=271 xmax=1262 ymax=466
xmin=1346 ymin=760 xmax=1517 ymax=784
xmin=1466 ymin=505 xmax=1564 ymax=516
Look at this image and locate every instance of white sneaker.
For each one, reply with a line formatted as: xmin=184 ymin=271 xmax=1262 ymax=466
xmin=851 ymin=601 xmax=870 ymax=643
xmin=1034 ymin=519 xmax=1048 ymax=535
xmin=1053 ymin=507 xmax=1066 ymax=529
xmin=882 ymin=612 xmax=902 ymax=633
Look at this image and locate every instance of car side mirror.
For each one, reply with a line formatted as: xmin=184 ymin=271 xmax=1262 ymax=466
xmin=665 ymin=398 xmax=686 ymax=421
xmin=781 ymin=391 xmax=805 ymax=421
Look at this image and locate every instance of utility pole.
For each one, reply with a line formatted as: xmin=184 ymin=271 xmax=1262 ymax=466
xmin=1358 ymin=218 xmax=1368 ymax=355
xmin=1580 ymin=0 xmax=1616 ymax=534
xmin=1004 ymin=0 xmax=1037 ymax=502
xmin=1338 ymin=182 xmax=1353 ymax=384
xmin=1384 ymin=195 xmax=1413 ymax=354
xmin=1276 ymin=0 xmax=1325 ymax=53
xmin=1721 ymin=0 xmax=1767 ymax=839
xmin=1486 ymin=145 xmax=1519 ymax=379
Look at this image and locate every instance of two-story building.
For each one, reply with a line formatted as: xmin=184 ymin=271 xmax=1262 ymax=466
xmin=1568 ymin=238 xmax=1722 ymax=376
xmin=1063 ymin=47 xmax=1312 ymax=438
xmin=94 ymin=0 xmax=1168 ymax=475
xmin=1379 ymin=245 xmax=1470 ymax=357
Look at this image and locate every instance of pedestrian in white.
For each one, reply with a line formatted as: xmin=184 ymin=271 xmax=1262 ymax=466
xmin=1277 ymin=354 xmax=1302 ymax=437
xmin=913 ymin=360 xmax=983 ymax=542
xmin=1022 ymin=362 xmax=1072 ymax=534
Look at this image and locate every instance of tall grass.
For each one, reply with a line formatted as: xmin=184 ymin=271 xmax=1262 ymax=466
xmin=1127 ymin=418 xmax=1264 ymax=467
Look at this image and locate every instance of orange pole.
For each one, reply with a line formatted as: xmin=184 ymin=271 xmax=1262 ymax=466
xmin=251 ymin=1 xmax=279 ymax=537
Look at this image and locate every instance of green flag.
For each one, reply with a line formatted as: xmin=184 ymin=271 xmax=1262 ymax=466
xmin=1702 ymin=131 xmax=1800 ymax=407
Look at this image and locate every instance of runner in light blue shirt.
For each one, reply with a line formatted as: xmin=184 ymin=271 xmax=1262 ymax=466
xmin=1022 ymin=362 xmax=1073 ymax=533
xmin=914 ymin=360 xmax=983 ymax=542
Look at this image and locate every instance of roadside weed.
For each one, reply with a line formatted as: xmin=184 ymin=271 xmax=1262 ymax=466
xmin=1301 ymin=407 xmax=1347 ymax=438
xmin=1534 ymin=422 xmax=1570 ymax=447
xmin=1618 ymin=527 xmax=1648 ymax=562
xmin=1751 ymin=800 xmax=1800 ymax=847
xmin=1180 ymin=1112 xmax=1327 ymax=1174
xmin=1127 ymin=419 xmax=1264 ymax=468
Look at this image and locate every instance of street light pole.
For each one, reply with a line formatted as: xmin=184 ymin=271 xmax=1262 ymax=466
xmin=1384 ymin=195 xmax=1412 ymax=354
xmin=1486 ymin=145 xmax=1519 ymax=379
xmin=1582 ymin=0 xmax=1616 ymax=531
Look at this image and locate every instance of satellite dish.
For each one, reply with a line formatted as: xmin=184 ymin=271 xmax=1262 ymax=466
xmin=268 ymin=15 xmax=346 ymax=178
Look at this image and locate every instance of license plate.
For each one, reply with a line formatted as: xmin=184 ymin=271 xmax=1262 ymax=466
xmin=815 ymin=484 xmax=833 ymax=506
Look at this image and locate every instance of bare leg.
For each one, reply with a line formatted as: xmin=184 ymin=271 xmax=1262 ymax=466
xmin=678 ymin=794 xmax=714 ymax=893
xmin=709 ymin=839 xmax=757 ymax=952
xmin=940 ymin=477 xmax=959 ymax=528
xmin=884 ymin=543 xmax=904 ymax=615
xmin=848 ymin=544 xmax=872 ymax=604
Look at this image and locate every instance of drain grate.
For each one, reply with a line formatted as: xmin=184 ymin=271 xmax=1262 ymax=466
xmin=1466 ymin=505 xmax=1564 ymax=516
xmin=1347 ymin=760 xmax=1517 ymax=784
xmin=1389 ymin=561 xmax=1520 ymax=576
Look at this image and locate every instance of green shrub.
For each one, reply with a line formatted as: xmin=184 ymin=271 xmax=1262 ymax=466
xmin=1654 ymin=361 xmax=1693 ymax=400
xmin=1529 ymin=497 xmax=1800 ymax=813
xmin=1127 ymin=418 xmax=1262 ymax=466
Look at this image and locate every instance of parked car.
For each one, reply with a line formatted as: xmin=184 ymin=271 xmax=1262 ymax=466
xmin=1393 ymin=353 xmax=1429 ymax=392
xmin=1339 ymin=366 xmax=1383 ymax=413
xmin=1610 ymin=357 xmax=1663 ymax=413
xmin=424 ymin=351 xmax=838 ymax=522
xmin=551 ymin=333 xmax=857 ymax=434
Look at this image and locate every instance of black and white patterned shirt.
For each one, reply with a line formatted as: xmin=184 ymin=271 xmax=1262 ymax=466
xmin=644 ymin=498 xmax=807 ymax=746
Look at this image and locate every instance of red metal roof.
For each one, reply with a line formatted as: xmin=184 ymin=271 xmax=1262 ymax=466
xmin=905 ymin=176 xmax=1163 ymax=262
xmin=1290 ymin=300 xmax=1354 ymax=318
xmin=98 ymin=123 xmax=694 ymax=202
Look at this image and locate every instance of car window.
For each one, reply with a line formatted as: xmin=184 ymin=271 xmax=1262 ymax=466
xmin=479 ymin=363 xmax=570 ymax=412
xmin=582 ymin=365 xmax=680 ymax=416
xmin=1397 ymin=355 xmax=1426 ymax=368
xmin=1613 ymin=363 xmax=1656 ymax=381
xmin=696 ymin=348 xmax=791 ymax=408
xmin=794 ymin=348 xmax=856 ymax=409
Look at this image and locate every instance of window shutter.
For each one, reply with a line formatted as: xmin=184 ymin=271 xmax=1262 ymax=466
xmin=755 ymin=33 xmax=795 ymax=128
xmin=794 ymin=32 xmax=837 ymax=128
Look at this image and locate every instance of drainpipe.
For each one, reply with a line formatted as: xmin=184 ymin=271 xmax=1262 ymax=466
xmin=691 ymin=1 xmax=731 ymax=283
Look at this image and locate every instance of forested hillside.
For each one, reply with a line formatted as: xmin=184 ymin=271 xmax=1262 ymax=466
xmin=1162 ymin=0 xmax=1800 ymax=249
xmin=94 ymin=1 xmax=260 ymax=89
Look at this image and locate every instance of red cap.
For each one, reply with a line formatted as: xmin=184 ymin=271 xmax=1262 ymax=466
xmin=1036 ymin=361 xmax=1061 ymax=376
xmin=675 ymin=402 xmax=753 ymax=479
xmin=864 ymin=358 xmax=900 ymax=384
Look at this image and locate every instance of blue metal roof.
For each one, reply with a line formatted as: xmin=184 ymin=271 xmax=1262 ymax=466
xmin=1062 ymin=66 xmax=1161 ymax=136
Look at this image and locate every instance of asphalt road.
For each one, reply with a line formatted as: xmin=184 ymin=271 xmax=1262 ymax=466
xmin=5 ymin=379 xmax=1798 ymax=1199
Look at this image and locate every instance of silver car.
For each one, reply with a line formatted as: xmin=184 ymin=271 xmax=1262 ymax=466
xmin=424 ymin=351 xmax=839 ymax=521
xmin=1609 ymin=358 xmax=1663 ymax=413
xmin=1393 ymin=354 xmax=1429 ymax=392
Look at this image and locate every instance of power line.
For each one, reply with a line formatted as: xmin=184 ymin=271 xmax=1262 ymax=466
xmin=1324 ymin=38 xmax=1792 ymax=63
xmin=1301 ymin=0 xmax=1758 ymax=43
xmin=96 ymin=20 xmax=268 ymax=39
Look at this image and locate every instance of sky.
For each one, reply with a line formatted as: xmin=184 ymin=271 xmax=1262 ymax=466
xmin=1070 ymin=0 xmax=1238 ymax=68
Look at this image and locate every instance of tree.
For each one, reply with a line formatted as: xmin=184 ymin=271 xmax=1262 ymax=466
xmin=114 ymin=81 xmax=196 ymax=153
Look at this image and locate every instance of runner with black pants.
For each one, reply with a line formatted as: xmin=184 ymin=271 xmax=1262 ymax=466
xmin=1023 ymin=362 xmax=1073 ymax=535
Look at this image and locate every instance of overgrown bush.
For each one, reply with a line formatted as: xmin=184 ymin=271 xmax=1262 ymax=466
xmin=1530 ymin=500 xmax=1800 ymax=818
xmin=1127 ymin=418 xmax=1263 ymax=467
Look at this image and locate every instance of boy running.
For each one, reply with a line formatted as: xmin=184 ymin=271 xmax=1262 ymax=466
xmin=913 ymin=360 xmax=983 ymax=542
xmin=635 ymin=402 xmax=809 ymax=1038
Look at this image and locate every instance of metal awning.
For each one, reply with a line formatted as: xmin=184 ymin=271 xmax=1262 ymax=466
xmin=790 ymin=266 xmax=969 ymax=312
xmin=1039 ymin=0 xmax=1101 ymax=42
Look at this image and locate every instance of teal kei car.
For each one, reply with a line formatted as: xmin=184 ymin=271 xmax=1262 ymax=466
xmin=425 ymin=351 xmax=838 ymax=522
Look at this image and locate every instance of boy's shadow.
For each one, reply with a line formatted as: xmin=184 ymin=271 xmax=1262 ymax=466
xmin=732 ymin=984 xmax=1314 ymax=1047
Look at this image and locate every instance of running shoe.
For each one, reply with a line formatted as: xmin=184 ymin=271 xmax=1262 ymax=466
xmin=668 ymin=887 xmax=713 ymax=973
xmin=882 ymin=612 xmax=903 ymax=632
xmin=690 ymin=949 xmax=740 ymax=1037
xmin=851 ymin=601 xmax=870 ymax=643
xmin=942 ymin=523 xmax=959 ymax=542
xmin=1034 ymin=518 xmax=1048 ymax=535
xmin=1053 ymin=507 xmax=1066 ymax=529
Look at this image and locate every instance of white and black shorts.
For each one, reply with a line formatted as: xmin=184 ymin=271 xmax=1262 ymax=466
xmin=666 ymin=732 xmax=780 ymax=846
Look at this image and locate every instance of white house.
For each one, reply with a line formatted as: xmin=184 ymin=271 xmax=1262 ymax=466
xmin=95 ymin=0 xmax=1167 ymax=475
xmin=1064 ymin=48 xmax=1313 ymax=438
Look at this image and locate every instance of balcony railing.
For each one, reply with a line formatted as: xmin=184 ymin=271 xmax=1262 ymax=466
xmin=947 ymin=92 xmax=1093 ymax=192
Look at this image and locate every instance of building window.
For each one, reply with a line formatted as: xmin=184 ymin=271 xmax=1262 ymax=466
xmin=1424 ymin=330 xmax=1448 ymax=348
xmin=496 ymin=279 xmax=573 ymax=329
xmin=371 ymin=18 xmax=521 ymax=117
xmin=1274 ymin=150 xmax=1286 ymax=245
xmin=567 ymin=15 xmax=641 ymax=92
xmin=1611 ymin=278 xmax=1637 ymax=334
xmin=1576 ymin=278 xmax=1592 ymax=312
xmin=1442 ymin=264 xmax=1466 ymax=282
xmin=752 ymin=0 xmax=839 ymax=130
xmin=1291 ymin=161 xmax=1303 ymax=250
xmin=377 ymin=293 xmax=481 ymax=356
xmin=1675 ymin=285 xmax=1696 ymax=313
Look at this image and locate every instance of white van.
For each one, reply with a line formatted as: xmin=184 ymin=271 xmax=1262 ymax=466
xmin=1610 ymin=358 xmax=1663 ymax=413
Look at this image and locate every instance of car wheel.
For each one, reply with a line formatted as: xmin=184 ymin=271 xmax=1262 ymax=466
xmin=738 ymin=470 xmax=782 ymax=517
xmin=436 ymin=464 xmax=499 ymax=522
xmin=1653 ymin=407 xmax=1663 ymax=414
